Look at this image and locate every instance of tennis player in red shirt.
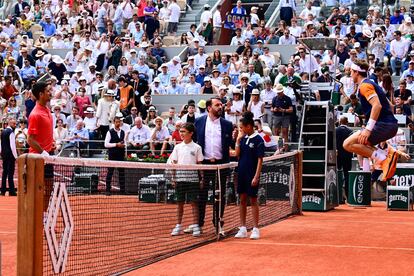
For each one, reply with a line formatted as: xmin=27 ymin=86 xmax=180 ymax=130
xmin=27 ymin=81 xmax=55 ymax=155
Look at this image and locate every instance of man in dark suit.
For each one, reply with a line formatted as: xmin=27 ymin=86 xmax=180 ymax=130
xmin=1 ymin=117 xmax=18 ymax=196
xmin=14 ymin=0 xmax=29 ymax=17
xmin=336 ymin=116 xmax=353 ymax=201
xmin=194 ymin=97 xmax=233 ymax=234
xmin=17 ymin=48 xmax=35 ymax=69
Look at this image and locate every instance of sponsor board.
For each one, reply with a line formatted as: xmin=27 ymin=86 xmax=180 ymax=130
xmin=302 ymin=192 xmax=325 ymax=211
xmin=387 ymin=186 xmax=414 ymax=211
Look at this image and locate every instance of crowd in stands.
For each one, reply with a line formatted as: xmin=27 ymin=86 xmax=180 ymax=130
xmin=0 ymin=0 xmax=413 ymax=159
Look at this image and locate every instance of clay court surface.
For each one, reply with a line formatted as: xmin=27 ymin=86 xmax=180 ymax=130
xmin=2 ymin=197 xmax=414 ymax=275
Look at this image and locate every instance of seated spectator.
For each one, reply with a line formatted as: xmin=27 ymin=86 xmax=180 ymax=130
xmin=53 ymin=119 xmax=68 ymax=152
xmin=184 ymin=74 xmax=202 ymax=95
xmin=166 ymin=77 xmax=184 ymax=95
xmin=180 ymin=103 xmax=199 ymax=123
xmin=169 ymin=120 xmax=183 ymax=145
xmin=150 ymin=116 xmax=171 ymax=155
xmin=157 ymin=63 xmax=171 ymax=87
xmin=394 ymin=80 xmax=412 ymax=105
xmin=128 ymin=117 xmax=151 ymax=152
xmin=344 ymin=94 xmax=363 ymax=115
xmin=279 ymin=29 xmax=296 ymax=45
xmin=66 ymin=119 xmax=90 ymax=150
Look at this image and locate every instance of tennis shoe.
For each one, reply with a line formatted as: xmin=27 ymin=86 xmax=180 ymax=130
xmin=171 ymin=224 xmax=182 ymax=236
xmin=192 ymin=226 xmax=201 ymax=237
xmin=250 ymin=227 xmax=260 ymax=240
xmin=184 ymin=224 xmax=198 ymax=234
xmin=235 ymin=226 xmax=247 ymax=238
xmin=381 ymin=147 xmax=398 ymax=181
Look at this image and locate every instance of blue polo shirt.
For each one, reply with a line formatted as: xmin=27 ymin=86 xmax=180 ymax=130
xmin=39 ymin=20 xmax=56 ymax=37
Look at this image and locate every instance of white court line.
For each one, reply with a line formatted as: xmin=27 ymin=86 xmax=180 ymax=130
xmin=231 ymin=241 xmax=414 ymax=252
xmin=294 ymin=219 xmax=414 ymax=225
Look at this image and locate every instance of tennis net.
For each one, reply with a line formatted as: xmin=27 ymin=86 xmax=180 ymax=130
xmin=17 ymin=151 xmax=302 ymax=275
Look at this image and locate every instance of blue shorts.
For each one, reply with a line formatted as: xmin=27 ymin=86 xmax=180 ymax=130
xmin=368 ymin=121 xmax=398 ymax=146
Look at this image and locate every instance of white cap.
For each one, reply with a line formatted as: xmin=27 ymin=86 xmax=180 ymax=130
xmin=354 ymin=42 xmax=361 ymax=48
xmin=173 ymin=56 xmax=181 ymax=63
xmin=203 ymin=76 xmax=211 ymax=82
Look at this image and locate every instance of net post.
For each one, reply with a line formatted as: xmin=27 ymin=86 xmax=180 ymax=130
xmin=216 ymin=166 xmax=222 ymax=241
xmin=17 ymin=154 xmax=45 ymax=276
xmin=297 ymin=151 xmax=303 ymax=215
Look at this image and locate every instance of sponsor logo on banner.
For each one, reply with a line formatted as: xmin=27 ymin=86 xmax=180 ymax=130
xmin=327 ymin=169 xmax=337 ymax=205
xmin=392 ymin=174 xmax=414 ymax=186
xmin=353 ymin=175 xmax=364 ymax=204
xmin=302 ymin=194 xmax=322 ymax=205
xmin=289 ymin=164 xmax=295 ymax=207
xmin=44 ymin=183 xmax=74 ymax=274
xmin=224 ymin=13 xmax=250 ymax=30
xmin=389 ymin=194 xmax=408 ymax=204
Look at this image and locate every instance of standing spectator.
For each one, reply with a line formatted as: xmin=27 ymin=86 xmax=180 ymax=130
xmin=260 ymin=79 xmax=276 ymax=129
xmin=272 ymin=84 xmax=293 ymax=150
xmin=194 ymin=97 xmax=233 ymax=233
xmin=336 ymin=116 xmax=353 ymax=200
xmin=117 ymin=76 xmax=134 ymax=115
xmin=0 ymin=117 xmax=18 ymax=196
xmin=280 ymin=0 xmax=296 ymax=26
xmin=96 ymin=89 xmax=117 ymax=140
xmin=234 ymin=111 xmax=264 ymax=239
xmin=231 ymin=1 xmax=247 ymax=15
xmin=168 ymin=0 xmax=181 ymax=36
xmin=212 ymin=5 xmax=223 ymax=44
xmin=144 ymin=11 xmax=160 ymax=41
xmin=104 ymin=114 xmax=126 ymax=195
xmin=112 ymin=1 xmax=124 ymax=35
xmin=390 ymin=31 xmax=409 ymax=76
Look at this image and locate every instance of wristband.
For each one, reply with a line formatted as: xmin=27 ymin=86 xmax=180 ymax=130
xmin=41 ymin=150 xmax=50 ymax=157
xmin=366 ymin=118 xmax=376 ymax=131
xmin=235 ymin=144 xmax=240 ymax=148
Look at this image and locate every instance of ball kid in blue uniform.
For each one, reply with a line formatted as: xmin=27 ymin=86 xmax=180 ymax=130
xmin=234 ymin=111 xmax=264 ymax=240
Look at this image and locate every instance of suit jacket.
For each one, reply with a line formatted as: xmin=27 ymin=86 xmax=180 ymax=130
xmin=14 ymin=2 xmax=29 ymax=17
xmin=17 ymin=55 xmax=35 ymax=69
xmin=194 ymin=115 xmax=233 ymax=163
xmin=336 ymin=125 xmax=353 ymax=160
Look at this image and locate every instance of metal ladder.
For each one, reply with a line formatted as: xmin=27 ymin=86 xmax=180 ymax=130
xmin=299 ymin=101 xmax=339 ymax=211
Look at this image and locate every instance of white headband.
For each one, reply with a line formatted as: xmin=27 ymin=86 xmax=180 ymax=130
xmin=351 ymin=63 xmax=366 ymax=72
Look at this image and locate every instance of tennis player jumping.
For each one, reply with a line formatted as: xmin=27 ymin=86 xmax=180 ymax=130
xmin=343 ymin=59 xmax=399 ymax=181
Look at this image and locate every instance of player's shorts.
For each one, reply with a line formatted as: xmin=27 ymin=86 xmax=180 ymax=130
xmin=368 ymin=121 xmax=398 ymax=146
xmin=176 ymin=182 xmax=199 ymax=202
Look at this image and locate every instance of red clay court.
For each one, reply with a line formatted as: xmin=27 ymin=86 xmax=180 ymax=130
xmin=2 ymin=196 xmax=414 ymax=275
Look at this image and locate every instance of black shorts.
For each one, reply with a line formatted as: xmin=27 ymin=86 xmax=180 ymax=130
xmin=168 ymin=22 xmax=178 ymax=33
xmin=237 ymin=178 xmax=259 ymax=197
xmin=176 ymin=182 xmax=199 ymax=202
xmin=368 ymin=121 xmax=398 ymax=145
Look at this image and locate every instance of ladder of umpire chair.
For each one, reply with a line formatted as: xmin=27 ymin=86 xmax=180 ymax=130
xmin=299 ymin=101 xmax=339 ymax=211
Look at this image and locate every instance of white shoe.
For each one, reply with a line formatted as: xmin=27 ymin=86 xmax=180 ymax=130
xmin=250 ymin=227 xmax=260 ymax=240
xmin=192 ymin=225 xmax=201 ymax=237
xmin=235 ymin=226 xmax=247 ymax=238
xmin=171 ymin=224 xmax=182 ymax=236
xmin=184 ymin=224 xmax=197 ymax=234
